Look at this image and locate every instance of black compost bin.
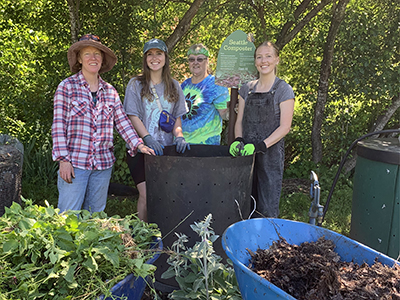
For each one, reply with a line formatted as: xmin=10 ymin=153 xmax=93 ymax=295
xmin=145 ymin=145 xmax=254 ymax=292
xmin=350 ymin=138 xmax=400 ymax=259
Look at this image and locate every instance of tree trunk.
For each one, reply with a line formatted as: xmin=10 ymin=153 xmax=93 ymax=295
xmin=165 ymin=0 xmax=206 ymax=52
xmin=67 ymin=0 xmax=80 ymax=43
xmin=246 ymin=0 xmax=269 ymax=41
xmin=343 ymin=94 xmax=400 ymax=173
xmin=0 ymin=135 xmax=23 ymax=216
xmin=311 ymin=0 xmax=350 ymax=164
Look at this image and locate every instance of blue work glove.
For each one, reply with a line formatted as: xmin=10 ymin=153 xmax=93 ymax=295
xmin=241 ymin=141 xmax=267 ymax=156
xmin=229 ymin=137 xmax=245 ymax=156
xmin=143 ymin=134 xmax=164 ymax=156
xmin=175 ymin=137 xmax=190 ymax=153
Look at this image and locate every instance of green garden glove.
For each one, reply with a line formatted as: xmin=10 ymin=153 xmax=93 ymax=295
xmin=229 ymin=137 xmax=245 ymax=156
xmin=241 ymin=144 xmax=255 ymax=156
xmin=240 ymin=142 xmax=267 ymax=156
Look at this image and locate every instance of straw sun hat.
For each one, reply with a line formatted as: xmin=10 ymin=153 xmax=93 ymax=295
xmin=67 ymin=34 xmax=117 ymax=74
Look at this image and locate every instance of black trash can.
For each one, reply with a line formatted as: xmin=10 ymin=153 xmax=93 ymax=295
xmin=145 ymin=145 xmax=254 ymax=292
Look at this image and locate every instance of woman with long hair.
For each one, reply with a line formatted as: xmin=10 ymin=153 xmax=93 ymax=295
xmin=123 ymin=38 xmax=188 ymax=221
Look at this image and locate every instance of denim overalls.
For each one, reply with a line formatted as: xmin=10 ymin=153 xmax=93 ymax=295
xmin=242 ymin=79 xmax=284 ymax=217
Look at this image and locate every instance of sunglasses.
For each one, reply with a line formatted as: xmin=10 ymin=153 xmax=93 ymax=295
xmin=79 ymin=34 xmax=101 ymax=42
xmin=188 ymin=57 xmax=207 ymax=63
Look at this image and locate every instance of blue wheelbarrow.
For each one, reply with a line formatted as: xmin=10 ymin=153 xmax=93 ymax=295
xmin=222 ymin=218 xmax=398 ymax=300
xmin=98 ymin=237 xmax=163 ymax=300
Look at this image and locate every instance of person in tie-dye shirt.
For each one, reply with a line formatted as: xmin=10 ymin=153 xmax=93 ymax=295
xmin=181 ymin=44 xmax=229 ymax=145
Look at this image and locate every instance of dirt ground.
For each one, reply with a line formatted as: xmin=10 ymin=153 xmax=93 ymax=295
xmin=249 ymin=237 xmax=400 ymax=300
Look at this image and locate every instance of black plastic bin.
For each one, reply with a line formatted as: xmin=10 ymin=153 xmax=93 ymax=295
xmin=145 ymin=145 xmax=254 ymax=292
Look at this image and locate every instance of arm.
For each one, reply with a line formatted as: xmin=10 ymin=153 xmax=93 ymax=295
xmin=218 ymin=108 xmax=229 ymax=119
xmin=173 ymin=117 xmax=184 ymax=138
xmin=52 ymin=83 xmax=70 ymax=163
xmin=52 ymin=82 xmax=75 ymax=183
xmin=128 ymin=115 xmax=149 ymax=138
xmin=261 ymin=99 xmax=295 ymax=148
xmin=214 ymin=85 xmax=230 ymax=120
xmin=124 ymin=78 xmax=148 ymax=138
xmin=234 ymin=95 xmax=246 ymax=138
xmin=114 ymin=99 xmax=155 ymax=156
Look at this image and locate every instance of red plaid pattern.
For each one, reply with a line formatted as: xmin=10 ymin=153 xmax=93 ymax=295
xmin=52 ymin=71 xmax=142 ymax=170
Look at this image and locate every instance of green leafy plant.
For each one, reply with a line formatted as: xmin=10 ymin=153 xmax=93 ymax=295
xmin=0 ymin=199 xmax=161 ymax=300
xmin=162 ymin=214 xmax=242 ymax=300
xmin=22 ymin=137 xmax=58 ymax=186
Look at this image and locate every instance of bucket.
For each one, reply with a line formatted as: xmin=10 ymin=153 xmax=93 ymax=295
xmin=222 ymin=218 xmax=398 ymax=300
xmin=145 ymin=145 xmax=254 ymax=291
xmin=98 ymin=237 xmax=163 ymax=300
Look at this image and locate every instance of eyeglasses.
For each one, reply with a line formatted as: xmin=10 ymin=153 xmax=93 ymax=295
xmin=188 ymin=57 xmax=207 ymax=63
xmin=79 ymin=34 xmax=101 ymax=42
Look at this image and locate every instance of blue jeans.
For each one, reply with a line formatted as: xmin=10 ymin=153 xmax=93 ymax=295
xmin=57 ymin=167 xmax=112 ymax=213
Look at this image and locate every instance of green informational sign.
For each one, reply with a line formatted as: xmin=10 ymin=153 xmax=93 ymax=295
xmin=215 ymin=30 xmax=258 ymax=88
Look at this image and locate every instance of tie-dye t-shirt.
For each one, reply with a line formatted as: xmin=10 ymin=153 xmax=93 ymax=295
xmin=181 ymin=75 xmax=229 ymax=145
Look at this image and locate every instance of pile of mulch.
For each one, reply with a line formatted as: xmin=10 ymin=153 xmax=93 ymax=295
xmin=248 ymin=237 xmax=400 ymax=299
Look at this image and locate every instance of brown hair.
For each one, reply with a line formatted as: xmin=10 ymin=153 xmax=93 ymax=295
xmin=137 ymin=51 xmax=179 ymax=103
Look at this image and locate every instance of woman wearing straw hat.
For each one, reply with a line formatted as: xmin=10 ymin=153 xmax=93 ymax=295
xmin=52 ymin=34 xmax=154 ymax=213
xmin=123 ymin=38 xmax=189 ymax=221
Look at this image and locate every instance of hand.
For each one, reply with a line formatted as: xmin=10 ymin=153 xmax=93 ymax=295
xmin=175 ymin=137 xmax=190 ymax=153
xmin=138 ymin=144 xmax=155 ymax=156
xmin=59 ymin=161 xmax=74 ymax=183
xmin=143 ymin=134 xmax=164 ymax=156
xmin=254 ymin=141 xmax=267 ymax=154
xmin=229 ymin=137 xmax=245 ymax=156
xmin=241 ymin=141 xmax=267 ymax=156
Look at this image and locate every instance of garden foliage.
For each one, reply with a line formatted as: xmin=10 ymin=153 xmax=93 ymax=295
xmin=0 ymin=199 xmax=161 ymax=300
xmin=162 ymin=214 xmax=242 ymax=300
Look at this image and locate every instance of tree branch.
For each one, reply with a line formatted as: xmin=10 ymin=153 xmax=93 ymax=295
xmin=276 ymin=0 xmax=333 ymax=49
xmin=276 ymin=0 xmax=312 ymax=47
xmin=165 ymin=0 xmax=207 ymax=52
xmin=343 ymin=94 xmax=400 ymax=173
xmin=247 ymin=0 xmax=268 ymax=41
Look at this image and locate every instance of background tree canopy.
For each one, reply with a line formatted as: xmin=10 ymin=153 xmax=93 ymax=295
xmin=0 ymin=0 xmax=398 ymax=184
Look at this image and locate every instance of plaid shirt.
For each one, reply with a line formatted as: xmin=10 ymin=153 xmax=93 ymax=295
xmin=52 ymin=71 xmax=142 ymax=170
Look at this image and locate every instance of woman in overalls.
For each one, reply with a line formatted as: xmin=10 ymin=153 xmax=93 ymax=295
xmin=231 ymin=41 xmax=295 ymax=218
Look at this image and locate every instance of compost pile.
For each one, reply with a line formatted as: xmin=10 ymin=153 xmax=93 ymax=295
xmin=248 ymin=237 xmax=400 ymax=300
